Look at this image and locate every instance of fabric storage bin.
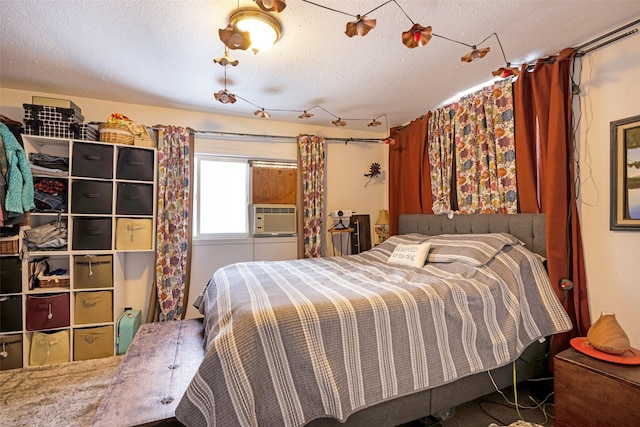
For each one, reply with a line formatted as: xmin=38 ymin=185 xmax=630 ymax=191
xmin=0 ymin=334 xmax=23 ymax=370
xmin=72 ymin=218 xmax=112 ymax=250
xmin=0 ymin=256 xmax=22 ymax=293
xmin=71 ymin=180 xmax=113 ymax=214
xmin=116 ymin=183 xmax=153 ymax=216
xmin=71 ymin=142 xmax=114 ymax=179
xmin=116 ymin=218 xmax=153 ymax=250
xmin=23 ymin=103 xmax=84 ymax=123
xmin=30 ymin=329 xmax=70 ymax=366
xmin=0 ymin=295 xmax=22 ymax=332
xmin=74 ymin=325 xmax=114 ymax=361
xmin=116 ymin=147 xmax=154 ymax=181
xmin=26 ymin=293 xmax=70 ymax=331
xmin=73 ymin=255 xmax=113 ymax=289
xmin=74 ymin=290 xmax=113 ymax=324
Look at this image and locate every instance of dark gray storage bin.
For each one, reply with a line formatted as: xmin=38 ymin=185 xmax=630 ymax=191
xmin=72 ymin=142 xmax=113 ymax=179
xmin=0 ymin=256 xmax=22 ymax=293
xmin=71 ymin=180 xmax=113 ymax=214
xmin=117 ymin=147 xmax=154 ymax=182
xmin=0 ymin=295 xmax=22 ymax=332
xmin=72 ymin=217 xmax=112 ymax=250
xmin=116 ymin=183 xmax=153 ymax=216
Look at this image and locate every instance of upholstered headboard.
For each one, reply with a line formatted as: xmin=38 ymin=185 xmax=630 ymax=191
xmin=398 ymin=213 xmax=546 ymax=257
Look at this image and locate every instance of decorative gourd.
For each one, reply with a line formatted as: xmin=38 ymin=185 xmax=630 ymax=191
xmin=587 ymin=312 xmax=631 ymax=355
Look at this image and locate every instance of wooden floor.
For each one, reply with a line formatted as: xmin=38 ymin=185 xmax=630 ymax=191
xmin=91 ymin=319 xmax=205 ymax=427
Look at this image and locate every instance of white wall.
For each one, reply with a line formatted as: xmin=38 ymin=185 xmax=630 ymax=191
xmin=0 ymin=87 xmax=388 ymax=319
xmin=576 ymin=35 xmax=640 ymax=347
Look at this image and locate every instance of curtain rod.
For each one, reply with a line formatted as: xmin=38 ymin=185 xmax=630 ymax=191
xmin=188 ymin=128 xmax=385 ymax=144
xmin=575 ymin=18 xmax=639 ymax=55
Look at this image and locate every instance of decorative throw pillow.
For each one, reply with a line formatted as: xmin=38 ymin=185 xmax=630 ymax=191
xmin=426 ymin=233 xmax=521 ymax=266
xmin=387 ymin=242 xmax=431 ymax=268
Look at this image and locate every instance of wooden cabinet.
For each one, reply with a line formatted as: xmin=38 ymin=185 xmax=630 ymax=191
xmin=0 ymin=135 xmax=157 ymax=368
xmin=554 ymin=348 xmax=640 ymax=427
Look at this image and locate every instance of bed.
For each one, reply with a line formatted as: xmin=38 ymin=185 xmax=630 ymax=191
xmin=175 ymin=213 xmax=572 ymax=426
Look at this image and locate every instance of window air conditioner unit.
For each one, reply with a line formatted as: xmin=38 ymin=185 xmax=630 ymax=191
xmin=251 ymin=204 xmax=297 ymax=235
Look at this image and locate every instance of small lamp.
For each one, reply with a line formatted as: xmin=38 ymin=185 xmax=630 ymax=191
xmin=375 ymin=209 xmax=390 ymax=243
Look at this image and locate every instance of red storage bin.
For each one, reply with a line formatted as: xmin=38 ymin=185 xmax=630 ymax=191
xmin=26 ymin=293 xmax=70 ymax=331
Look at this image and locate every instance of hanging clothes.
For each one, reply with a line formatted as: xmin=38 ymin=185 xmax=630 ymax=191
xmin=0 ymin=122 xmax=35 ymax=217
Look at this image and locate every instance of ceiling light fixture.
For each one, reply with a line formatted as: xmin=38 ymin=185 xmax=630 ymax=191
xmin=332 ymin=118 xmax=347 ymax=127
xmin=368 ymin=119 xmax=382 ymax=127
xmin=298 ymin=110 xmax=314 ymax=119
xmin=229 ymin=8 xmax=282 ymax=54
xmin=254 ymin=0 xmax=287 ymax=13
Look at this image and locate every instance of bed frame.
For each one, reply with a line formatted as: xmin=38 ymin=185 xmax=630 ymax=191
xmin=307 ymin=213 xmax=549 ymax=427
xmin=93 ymin=213 xmax=550 ymax=427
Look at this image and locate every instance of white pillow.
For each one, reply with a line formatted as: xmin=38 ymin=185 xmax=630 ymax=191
xmin=387 ymin=242 xmax=431 ymax=268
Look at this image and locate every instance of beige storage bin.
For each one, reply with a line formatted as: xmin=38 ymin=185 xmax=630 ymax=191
xmin=30 ymin=330 xmax=70 ymax=366
xmin=73 ymin=255 xmax=113 ymax=289
xmin=74 ymin=290 xmax=113 ymax=324
xmin=74 ymin=325 xmax=114 ymax=361
xmin=116 ymin=218 xmax=153 ymax=250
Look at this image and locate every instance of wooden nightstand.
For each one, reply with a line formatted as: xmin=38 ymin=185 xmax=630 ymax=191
xmin=554 ymin=347 xmax=640 ymax=427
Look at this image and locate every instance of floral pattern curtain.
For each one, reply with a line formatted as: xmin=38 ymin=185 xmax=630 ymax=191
xmin=428 ymin=108 xmax=456 ymax=215
xmin=428 ymin=78 xmax=517 ymax=214
xmin=154 ymin=126 xmax=192 ymax=321
xmin=298 ymin=135 xmax=325 ymax=258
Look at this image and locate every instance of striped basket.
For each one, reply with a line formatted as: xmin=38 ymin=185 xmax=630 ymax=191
xmin=98 ymin=123 xmax=134 ymax=145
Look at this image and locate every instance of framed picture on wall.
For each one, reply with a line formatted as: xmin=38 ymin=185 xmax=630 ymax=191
xmin=611 ymin=114 xmax=640 ymax=230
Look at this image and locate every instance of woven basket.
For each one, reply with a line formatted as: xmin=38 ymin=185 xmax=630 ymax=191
xmin=38 ymin=276 xmax=71 ymax=288
xmin=0 ymin=235 xmax=19 ymax=255
xmin=99 ymin=123 xmax=134 ymax=145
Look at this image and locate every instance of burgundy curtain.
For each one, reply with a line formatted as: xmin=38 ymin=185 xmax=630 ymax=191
xmin=514 ymin=48 xmax=590 ymax=358
xmin=388 ymin=114 xmax=433 ymax=235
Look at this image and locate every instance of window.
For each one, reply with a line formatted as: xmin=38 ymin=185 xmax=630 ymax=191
xmin=193 ymin=151 xmax=298 ymax=240
xmin=194 ymin=155 xmax=249 ymax=238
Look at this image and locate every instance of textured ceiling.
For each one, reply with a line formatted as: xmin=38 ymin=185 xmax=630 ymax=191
xmin=1 ymin=1 xmax=639 ymax=131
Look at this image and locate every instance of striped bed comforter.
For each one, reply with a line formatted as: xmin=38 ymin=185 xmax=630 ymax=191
xmin=176 ymin=233 xmax=572 ymax=426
